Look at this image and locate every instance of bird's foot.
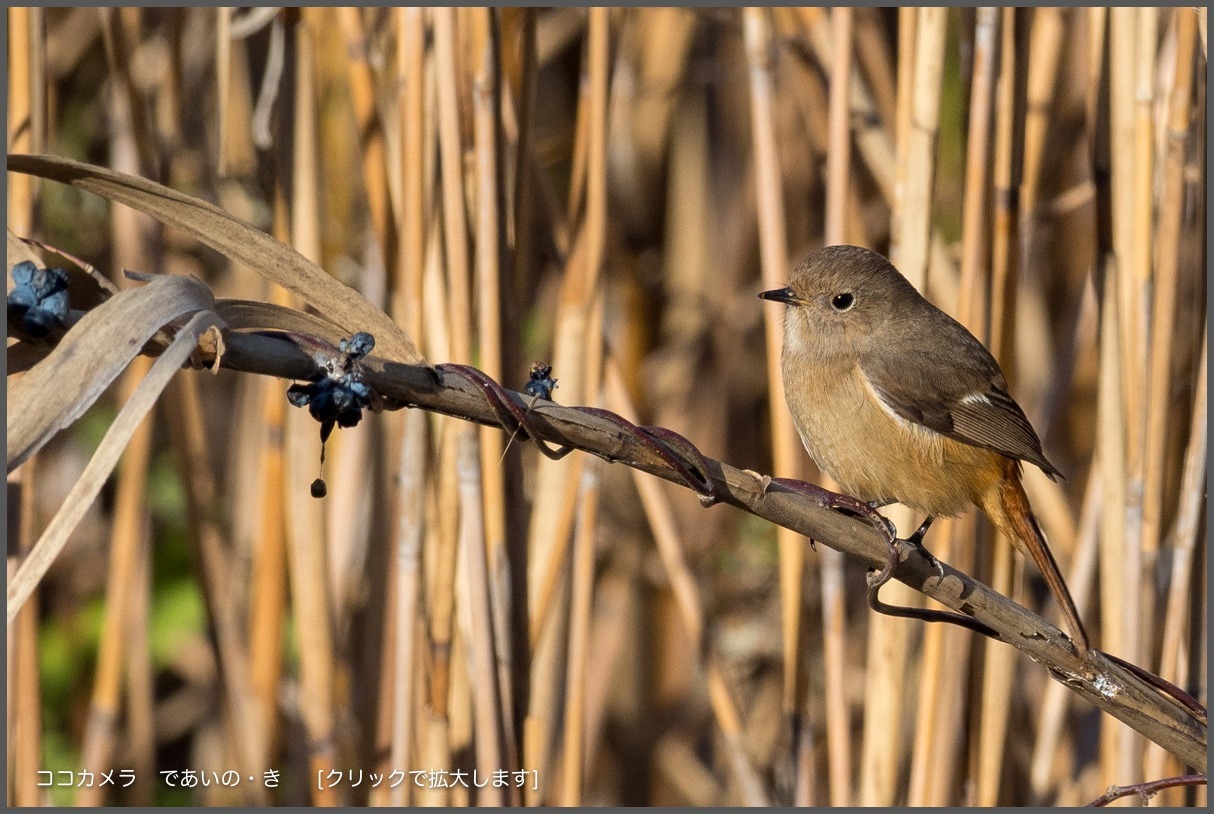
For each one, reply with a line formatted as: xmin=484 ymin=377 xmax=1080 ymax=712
xmin=866 ymin=537 xmax=902 ymax=590
xmin=905 ymin=516 xmax=944 ymax=579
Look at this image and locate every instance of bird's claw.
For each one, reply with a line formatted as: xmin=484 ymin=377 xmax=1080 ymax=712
xmin=867 ymin=538 xmax=903 ymax=588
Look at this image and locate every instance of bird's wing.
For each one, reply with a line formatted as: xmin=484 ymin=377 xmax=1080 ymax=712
xmin=860 ymin=342 xmax=1062 ymax=480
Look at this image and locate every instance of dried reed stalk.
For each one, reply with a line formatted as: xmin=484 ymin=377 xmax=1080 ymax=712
xmin=163 ymin=374 xmax=269 ymax=805
xmin=853 ymin=8 xmax=897 ymax=133
xmin=8 ymin=7 xmax=33 ymax=236
xmin=891 ymin=6 xmax=945 ymax=284
xmin=467 ymin=13 xmax=518 ymax=775
xmin=28 ymin=8 xmax=44 ymax=162
xmin=741 ymin=10 xmax=809 ymax=773
xmin=525 ymin=13 xmax=609 ymax=797
xmin=324 ymin=427 xmax=373 ymax=632
xmin=508 ymin=8 xmax=537 ymax=300
xmin=383 ymin=411 xmax=427 ymax=807
xmin=1145 ymin=336 xmax=1207 ymax=786
xmin=434 ymin=8 xmax=473 ymax=369
xmin=908 ymin=10 xmax=998 ymax=805
xmin=561 ymin=462 xmax=600 ymax=805
xmin=284 ymin=18 xmax=339 ymax=803
xmin=374 ymin=8 xmax=430 ymax=807
xmin=1107 ymin=5 xmax=1154 ymax=784
xmin=396 ymin=8 xmax=429 ymax=343
xmin=246 ymin=373 xmax=288 ymax=772
xmin=1127 ymin=2 xmax=1159 ymax=701
xmin=122 ymin=535 xmax=154 ymax=806
xmin=1142 ymin=5 xmax=1197 ymax=658
xmin=1095 ymin=247 xmax=1132 ymax=790
xmin=972 ymin=9 xmax=1023 ymax=804
xmin=988 ymin=7 xmax=1021 ymax=365
xmin=456 ymin=426 xmax=507 ymax=805
xmin=11 ymin=463 xmax=42 ymax=807
xmin=7 ymin=10 xmax=39 ymax=806
xmin=1142 ymin=23 xmax=1203 ymax=778
xmin=77 ymin=357 xmax=155 ymax=806
xmin=1020 ymin=7 xmax=1064 ymax=218
xmin=336 ymin=7 xmax=397 ymax=283
xmin=434 ymin=10 xmax=481 ymax=797
xmin=860 ymin=8 xmax=944 ymax=807
xmin=215 ymin=7 xmax=232 ymax=174
xmin=421 ymin=426 xmax=458 ymax=807
xmin=604 ymin=359 xmax=768 ymax=805
xmin=820 ymin=7 xmax=856 ymax=807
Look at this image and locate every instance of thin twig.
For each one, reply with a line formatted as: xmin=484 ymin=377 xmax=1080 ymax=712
xmin=1085 ymin=774 xmax=1206 ymax=807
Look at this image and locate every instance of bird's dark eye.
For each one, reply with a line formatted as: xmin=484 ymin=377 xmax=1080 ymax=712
xmin=831 ymin=292 xmax=855 ymax=311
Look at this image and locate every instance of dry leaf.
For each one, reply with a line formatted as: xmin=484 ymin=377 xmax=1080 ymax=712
xmin=7 ymin=273 xmax=219 ymax=471
xmin=7 ymin=153 xmax=423 ymax=364
xmin=7 ymin=310 xmax=223 ymax=622
xmin=216 ymin=298 xmax=351 ymax=345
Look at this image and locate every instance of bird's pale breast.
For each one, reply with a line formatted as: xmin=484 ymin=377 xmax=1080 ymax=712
xmin=782 ymin=354 xmax=1003 ymax=517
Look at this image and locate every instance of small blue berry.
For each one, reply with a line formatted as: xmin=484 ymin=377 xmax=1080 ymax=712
xmin=524 ymin=362 xmax=558 ymax=401
xmin=8 ymin=262 xmax=70 ymax=338
xmin=341 ymin=332 xmax=375 ymax=359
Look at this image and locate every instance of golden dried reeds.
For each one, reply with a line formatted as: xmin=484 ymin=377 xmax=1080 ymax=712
xmin=6 ymin=7 xmax=1206 ymax=808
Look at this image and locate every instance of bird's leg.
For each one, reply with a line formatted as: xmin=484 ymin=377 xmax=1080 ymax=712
xmin=904 ymin=516 xmax=944 ymax=578
xmin=906 ymin=515 xmax=933 ymax=544
xmin=857 ymin=497 xmax=905 ymax=587
xmin=766 ymin=478 xmax=898 ymax=561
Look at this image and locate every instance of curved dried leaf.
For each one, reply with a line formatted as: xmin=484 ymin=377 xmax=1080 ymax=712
xmin=217 ymin=298 xmax=350 ymax=345
xmin=7 ymin=274 xmax=218 ymax=472
xmin=7 ymin=153 xmax=422 ymax=364
xmin=7 ymin=310 xmax=222 ymax=622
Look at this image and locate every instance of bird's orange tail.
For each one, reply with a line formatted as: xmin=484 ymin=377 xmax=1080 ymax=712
xmin=987 ymin=462 xmax=1090 ymax=657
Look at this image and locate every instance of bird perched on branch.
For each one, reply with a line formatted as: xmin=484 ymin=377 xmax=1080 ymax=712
xmin=760 ymin=244 xmax=1089 ymax=656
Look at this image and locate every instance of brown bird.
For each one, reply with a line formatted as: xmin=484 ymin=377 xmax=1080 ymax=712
xmin=759 ymin=244 xmax=1089 ymax=656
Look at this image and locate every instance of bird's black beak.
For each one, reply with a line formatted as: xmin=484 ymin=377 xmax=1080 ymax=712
xmin=759 ymin=287 xmax=800 ymax=305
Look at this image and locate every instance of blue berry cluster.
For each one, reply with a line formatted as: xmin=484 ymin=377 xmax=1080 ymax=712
xmin=8 ymin=261 xmax=70 ymax=338
xmin=286 ymin=332 xmax=377 ymax=438
xmin=524 ymin=361 xmax=558 ymax=401
xmin=340 ymin=331 xmax=375 ymax=359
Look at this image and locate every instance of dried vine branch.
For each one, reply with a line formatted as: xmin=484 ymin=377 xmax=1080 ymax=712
xmin=199 ymin=329 xmax=1205 ymax=770
xmin=7 ymin=312 xmax=1206 ymax=770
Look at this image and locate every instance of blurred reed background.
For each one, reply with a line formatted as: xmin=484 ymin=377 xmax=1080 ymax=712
xmin=5 ymin=6 xmax=1206 ymax=806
